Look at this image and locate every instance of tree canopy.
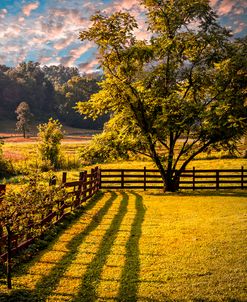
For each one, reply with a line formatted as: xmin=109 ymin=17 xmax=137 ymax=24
xmin=77 ymin=0 xmax=247 ymax=191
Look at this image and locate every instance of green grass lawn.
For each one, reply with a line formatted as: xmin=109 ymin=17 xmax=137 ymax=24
xmin=1 ymin=190 xmax=246 ymax=301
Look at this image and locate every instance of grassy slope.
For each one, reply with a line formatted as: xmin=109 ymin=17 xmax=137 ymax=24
xmin=0 ymin=190 xmax=246 ymax=301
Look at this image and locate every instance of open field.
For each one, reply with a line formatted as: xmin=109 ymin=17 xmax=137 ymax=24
xmin=0 ymin=190 xmax=246 ymax=301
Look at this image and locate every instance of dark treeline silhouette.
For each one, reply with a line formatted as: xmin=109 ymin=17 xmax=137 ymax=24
xmin=0 ymin=61 xmax=107 ymax=129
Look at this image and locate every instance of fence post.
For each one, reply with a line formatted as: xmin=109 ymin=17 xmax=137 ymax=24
xmin=6 ymin=225 xmax=12 ymax=289
xmin=0 ymin=185 xmax=6 ymax=256
xmin=0 ymin=184 xmax=6 ymax=200
xmin=193 ymin=167 xmax=195 ymax=191
xmin=62 ymin=172 xmax=67 ymax=184
xmin=90 ymin=168 xmax=94 ymax=195
xmin=78 ymin=172 xmax=84 ymax=205
xmin=59 ymin=172 xmax=67 ymax=218
xmin=98 ymin=168 xmax=101 ymax=190
xmin=49 ymin=175 xmax=57 ymax=186
xmin=144 ymin=167 xmax=146 ymax=191
xmin=121 ymin=170 xmax=124 ymax=189
xmin=83 ymin=171 xmax=87 ymax=201
xmin=216 ymin=171 xmax=219 ymax=190
xmin=241 ymin=166 xmax=244 ymax=190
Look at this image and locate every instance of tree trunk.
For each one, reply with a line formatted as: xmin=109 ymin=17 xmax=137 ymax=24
xmin=23 ymin=126 xmax=26 ymax=138
xmin=164 ymin=170 xmax=180 ymax=192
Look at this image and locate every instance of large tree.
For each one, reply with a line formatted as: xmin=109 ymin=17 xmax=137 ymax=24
xmin=77 ymin=0 xmax=247 ymax=191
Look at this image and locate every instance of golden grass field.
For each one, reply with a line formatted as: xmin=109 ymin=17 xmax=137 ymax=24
xmin=0 ymin=126 xmax=247 ymax=301
xmin=0 ymin=190 xmax=247 ymax=301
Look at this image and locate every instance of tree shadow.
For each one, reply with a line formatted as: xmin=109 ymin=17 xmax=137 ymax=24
xmin=117 ymin=191 xmax=146 ymax=302
xmin=31 ymin=191 xmax=118 ymax=301
xmin=0 ymin=289 xmax=39 ymax=302
xmin=72 ymin=191 xmax=129 ymax=302
xmin=147 ymin=190 xmax=247 ymax=198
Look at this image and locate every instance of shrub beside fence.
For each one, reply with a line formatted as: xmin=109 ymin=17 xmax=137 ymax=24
xmin=0 ymin=167 xmax=100 ymax=288
xmin=100 ymin=167 xmax=247 ymax=190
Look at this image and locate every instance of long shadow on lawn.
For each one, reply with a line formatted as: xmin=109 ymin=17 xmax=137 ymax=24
xmin=32 ymin=190 xmax=118 ymax=301
xmin=148 ymin=190 xmax=247 ymax=198
xmin=0 ymin=191 xmax=105 ymax=281
xmin=71 ymin=191 xmax=129 ymax=302
xmin=117 ymin=191 xmax=146 ymax=302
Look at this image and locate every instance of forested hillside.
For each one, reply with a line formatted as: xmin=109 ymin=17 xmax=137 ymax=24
xmin=0 ymin=62 xmax=107 ymax=129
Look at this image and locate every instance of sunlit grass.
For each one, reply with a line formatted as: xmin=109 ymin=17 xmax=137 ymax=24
xmin=0 ymin=190 xmax=246 ymax=301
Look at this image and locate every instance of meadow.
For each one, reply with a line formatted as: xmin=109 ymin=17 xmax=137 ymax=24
xmin=1 ymin=128 xmax=246 ymax=185
xmin=0 ymin=130 xmax=247 ymax=301
xmin=0 ymin=190 xmax=246 ymax=301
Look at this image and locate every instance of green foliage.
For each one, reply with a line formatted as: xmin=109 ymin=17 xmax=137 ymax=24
xmin=80 ymin=115 xmax=146 ymax=164
xmin=59 ymin=74 xmax=107 ymax=129
xmin=37 ymin=118 xmax=64 ymax=169
xmin=0 ymin=141 xmax=14 ymax=179
xmin=0 ymin=174 xmax=67 ymax=236
xmin=0 ymin=62 xmax=105 ymax=129
xmin=77 ymin=1 xmax=247 ymax=191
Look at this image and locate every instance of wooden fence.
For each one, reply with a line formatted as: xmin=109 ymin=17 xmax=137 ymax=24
xmin=100 ymin=167 xmax=247 ymax=190
xmin=0 ymin=167 xmax=100 ymax=263
xmin=1 ymin=166 xmax=246 ymax=263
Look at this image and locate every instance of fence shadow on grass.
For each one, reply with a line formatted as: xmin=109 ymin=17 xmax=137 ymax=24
xmin=117 ymin=191 xmax=146 ymax=302
xmin=30 ymin=190 xmax=118 ymax=301
xmin=71 ymin=191 xmax=129 ymax=302
xmin=148 ymin=190 xmax=247 ymax=198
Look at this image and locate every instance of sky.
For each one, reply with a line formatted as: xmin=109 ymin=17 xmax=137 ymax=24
xmin=0 ymin=0 xmax=246 ymax=73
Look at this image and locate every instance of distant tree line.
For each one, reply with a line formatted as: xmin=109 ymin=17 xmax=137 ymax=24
xmin=0 ymin=62 xmax=107 ymax=129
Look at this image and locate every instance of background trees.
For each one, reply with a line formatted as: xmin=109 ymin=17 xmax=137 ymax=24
xmin=77 ymin=0 xmax=247 ymax=191
xmin=0 ymin=62 xmax=105 ymax=129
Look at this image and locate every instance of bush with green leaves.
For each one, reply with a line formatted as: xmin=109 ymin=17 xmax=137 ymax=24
xmin=37 ymin=118 xmax=64 ymax=169
xmin=0 ymin=175 xmax=67 ymax=238
xmin=0 ymin=141 xmax=14 ymax=179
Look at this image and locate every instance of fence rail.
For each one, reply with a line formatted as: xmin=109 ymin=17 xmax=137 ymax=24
xmin=100 ymin=167 xmax=247 ymax=190
xmin=0 ymin=167 xmax=100 ymax=263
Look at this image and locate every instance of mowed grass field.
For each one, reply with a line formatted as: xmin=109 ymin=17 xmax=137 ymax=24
xmin=1 ymin=127 xmax=247 ymax=300
xmin=0 ymin=190 xmax=247 ymax=301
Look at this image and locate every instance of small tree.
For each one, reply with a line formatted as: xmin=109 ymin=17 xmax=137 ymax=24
xmin=15 ymin=101 xmax=33 ymax=138
xmin=37 ymin=118 xmax=64 ymax=168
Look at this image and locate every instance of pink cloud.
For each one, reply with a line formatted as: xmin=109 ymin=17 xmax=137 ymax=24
xmin=39 ymin=56 xmax=53 ymax=64
xmin=217 ymin=0 xmax=235 ymax=15
xmin=53 ymin=38 xmax=74 ymax=50
xmin=22 ymin=2 xmax=39 ymax=16
xmin=233 ymin=7 xmax=244 ymax=14
xmin=210 ymin=0 xmax=219 ymax=7
xmin=70 ymin=43 xmax=93 ymax=58
xmin=78 ymin=59 xmax=99 ymax=73
xmin=0 ymin=8 xmax=7 ymax=18
xmin=56 ymin=43 xmax=94 ymax=67
xmin=233 ymin=22 xmax=246 ymax=34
